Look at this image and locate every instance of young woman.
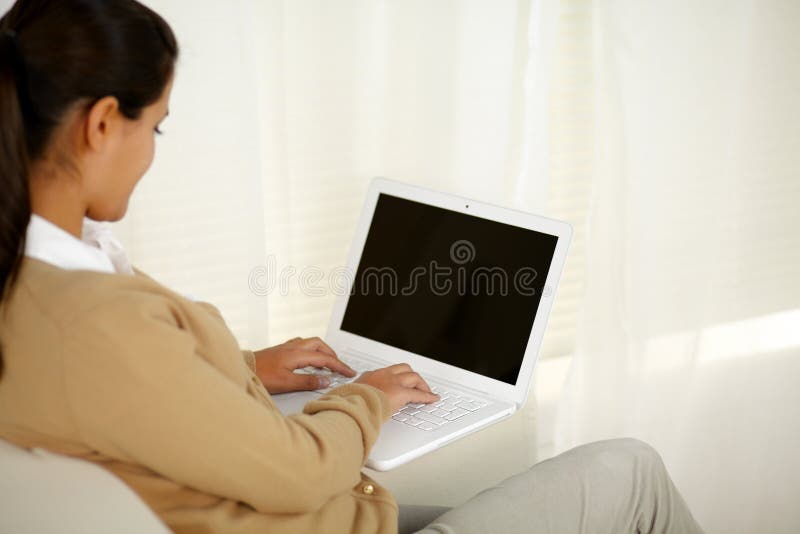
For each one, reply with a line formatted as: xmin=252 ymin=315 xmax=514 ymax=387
xmin=0 ymin=1 xmax=704 ymax=533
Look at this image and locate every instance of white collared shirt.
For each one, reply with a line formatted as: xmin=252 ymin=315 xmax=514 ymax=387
xmin=24 ymin=214 xmax=199 ymax=301
xmin=24 ymin=214 xmax=134 ymax=275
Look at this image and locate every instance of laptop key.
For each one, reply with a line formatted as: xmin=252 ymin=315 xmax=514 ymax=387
xmin=406 ymin=416 xmax=423 ymax=426
xmin=392 ymin=414 xmax=410 ymax=422
xmin=400 ymin=407 xmax=420 ymax=415
xmin=416 ymin=412 xmax=447 ymax=425
xmin=417 ymin=422 xmax=436 ymax=431
xmin=445 ymin=408 xmax=469 ymax=420
xmin=456 ymin=401 xmax=481 ymax=411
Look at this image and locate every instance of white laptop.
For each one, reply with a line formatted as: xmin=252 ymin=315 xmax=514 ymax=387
xmin=272 ymin=177 xmax=572 ymax=470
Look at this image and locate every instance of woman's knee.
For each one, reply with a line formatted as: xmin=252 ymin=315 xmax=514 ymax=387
xmin=612 ymin=437 xmax=661 ymax=459
xmin=595 ymin=438 xmax=666 ymax=475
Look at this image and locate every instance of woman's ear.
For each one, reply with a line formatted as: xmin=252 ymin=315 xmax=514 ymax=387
xmin=84 ymin=96 xmax=122 ymax=153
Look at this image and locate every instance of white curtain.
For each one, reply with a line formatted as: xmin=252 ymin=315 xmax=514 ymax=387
xmin=119 ymin=0 xmax=560 ymax=352
xmin=114 ymin=0 xmax=559 ymax=507
xmin=555 ymin=1 xmax=800 ymax=533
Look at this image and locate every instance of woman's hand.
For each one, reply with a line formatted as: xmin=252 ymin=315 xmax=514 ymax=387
xmin=354 ymin=363 xmax=439 ymax=415
xmin=253 ymin=337 xmax=356 ymax=394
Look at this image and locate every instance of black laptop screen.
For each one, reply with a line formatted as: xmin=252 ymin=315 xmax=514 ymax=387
xmin=340 ymin=193 xmax=559 ymax=386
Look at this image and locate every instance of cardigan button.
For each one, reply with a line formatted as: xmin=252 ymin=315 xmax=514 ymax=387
xmin=362 ymin=484 xmax=375 ymax=495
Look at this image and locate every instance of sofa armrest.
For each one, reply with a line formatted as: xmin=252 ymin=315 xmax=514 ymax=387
xmin=0 ymin=439 xmax=170 ymax=534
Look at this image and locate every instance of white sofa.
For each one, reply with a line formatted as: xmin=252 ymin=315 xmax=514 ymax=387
xmin=0 ymin=439 xmax=170 ymax=534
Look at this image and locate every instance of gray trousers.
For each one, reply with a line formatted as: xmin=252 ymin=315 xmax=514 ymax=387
xmin=398 ymin=438 xmax=704 ymax=534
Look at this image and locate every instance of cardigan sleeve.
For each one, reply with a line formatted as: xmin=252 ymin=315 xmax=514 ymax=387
xmin=241 ymin=349 xmax=257 ymax=373
xmin=60 ymin=292 xmax=392 ymax=514
xmin=184 ymin=299 xmax=257 ymax=373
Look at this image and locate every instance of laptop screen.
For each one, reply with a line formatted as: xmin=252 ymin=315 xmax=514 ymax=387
xmin=340 ymin=193 xmax=559 ymax=386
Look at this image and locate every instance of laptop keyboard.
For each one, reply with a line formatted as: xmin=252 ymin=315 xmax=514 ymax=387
xmin=294 ymin=358 xmax=490 ymax=431
xmin=391 ymin=385 xmax=488 ymax=431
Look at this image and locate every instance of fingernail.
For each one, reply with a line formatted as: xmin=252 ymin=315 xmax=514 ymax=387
xmin=318 ymin=377 xmax=330 ymax=388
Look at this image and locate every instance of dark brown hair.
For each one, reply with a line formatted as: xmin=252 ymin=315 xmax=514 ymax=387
xmin=0 ymin=0 xmax=178 ymax=378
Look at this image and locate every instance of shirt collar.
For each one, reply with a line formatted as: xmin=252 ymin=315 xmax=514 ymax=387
xmin=24 ymin=214 xmax=123 ymax=275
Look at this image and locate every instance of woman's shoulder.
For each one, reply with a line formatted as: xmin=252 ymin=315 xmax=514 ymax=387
xmin=5 ymin=257 xmax=186 ymax=329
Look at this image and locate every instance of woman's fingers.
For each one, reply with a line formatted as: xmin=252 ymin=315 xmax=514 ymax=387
xmin=383 ymin=363 xmax=412 ymax=374
xmin=403 ymin=387 xmax=440 ymax=404
xmin=394 ymin=371 xmax=434 ymax=393
xmin=353 ymin=364 xmax=440 ymax=412
xmin=292 ymin=336 xmax=338 ymax=358
xmin=284 ymin=342 xmax=435 ymax=402
xmin=284 ymin=337 xmax=356 ymax=376
xmin=289 ymin=350 xmax=356 ymax=377
xmin=286 ymin=371 xmax=330 ymax=392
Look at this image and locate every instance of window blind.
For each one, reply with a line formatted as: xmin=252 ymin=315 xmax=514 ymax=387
xmin=538 ymin=0 xmax=594 ymax=360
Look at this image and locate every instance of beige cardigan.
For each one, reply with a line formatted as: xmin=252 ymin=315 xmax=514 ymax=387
xmin=0 ymin=257 xmax=398 ymax=533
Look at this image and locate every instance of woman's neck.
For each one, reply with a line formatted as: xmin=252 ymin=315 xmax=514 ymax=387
xmin=29 ymin=168 xmax=87 ymax=240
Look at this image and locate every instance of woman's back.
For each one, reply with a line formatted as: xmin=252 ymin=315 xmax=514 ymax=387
xmin=0 ymin=254 xmax=397 ymax=533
